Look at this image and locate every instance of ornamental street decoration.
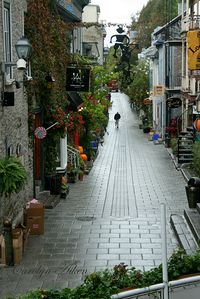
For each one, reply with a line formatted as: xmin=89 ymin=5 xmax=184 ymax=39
xmin=110 ymin=26 xmax=130 ymax=58
xmin=34 ymin=127 xmax=47 ymax=139
xmin=34 ymin=122 xmax=59 ymax=139
xmin=66 ymin=67 xmax=90 ymax=92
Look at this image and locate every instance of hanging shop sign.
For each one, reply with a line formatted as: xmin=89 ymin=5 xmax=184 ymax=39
xmin=66 ymin=67 xmax=90 ymax=92
xmin=166 ymin=97 xmax=182 ymax=108
xmin=143 ymin=98 xmax=152 ymax=105
xmin=153 ymin=85 xmax=165 ymax=96
xmin=187 ymin=30 xmax=200 ymax=70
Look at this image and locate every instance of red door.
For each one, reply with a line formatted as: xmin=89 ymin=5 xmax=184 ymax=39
xmin=34 ymin=113 xmax=42 ymax=180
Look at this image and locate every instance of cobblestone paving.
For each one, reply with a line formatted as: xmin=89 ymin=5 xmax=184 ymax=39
xmin=0 ymin=93 xmax=189 ymax=298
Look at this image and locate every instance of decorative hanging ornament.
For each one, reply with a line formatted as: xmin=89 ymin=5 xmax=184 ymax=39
xmin=34 ymin=122 xmax=59 ymax=139
xmin=194 ymin=118 xmax=200 ymax=132
xmin=34 ymin=127 xmax=47 ymax=139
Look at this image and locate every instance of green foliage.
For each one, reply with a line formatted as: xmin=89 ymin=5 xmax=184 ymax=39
xmin=170 ymin=138 xmax=178 ymax=156
xmin=124 ymin=60 xmax=149 ymax=109
xmin=133 ymin=0 xmax=178 ymax=49
xmin=191 ymin=142 xmax=200 ymax=176
xmin=12 ymin=248 xmax=200 ymax=299
xmin=0 ymin=157 xmax=27 ymax=197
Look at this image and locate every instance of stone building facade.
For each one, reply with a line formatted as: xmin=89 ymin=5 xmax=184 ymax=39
xmin=0 ymin=0 xmax=33 ymax=232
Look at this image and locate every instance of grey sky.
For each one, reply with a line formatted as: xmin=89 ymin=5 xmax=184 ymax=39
xmin=90 ymin=0 xmax=149 ymax=47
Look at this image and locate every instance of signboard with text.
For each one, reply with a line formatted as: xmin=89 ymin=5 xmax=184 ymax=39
xmin=187 ymin=30 xmax=200 ymax=70
xmin=66 ymin=67 xmax=90 ymax=92
xmin=153 ymin=85 xmax=165 ymax=96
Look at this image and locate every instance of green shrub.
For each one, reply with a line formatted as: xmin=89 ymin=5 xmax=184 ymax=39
xmin=170 ymin=138 xmax=178 ymax=156
xmin=0 ymin=156 xmax=27 ymax=197
xmin=191 ymin=142 xmax=200 ymax=176
xmin=10 ymin=248 xmax=200 ymax=299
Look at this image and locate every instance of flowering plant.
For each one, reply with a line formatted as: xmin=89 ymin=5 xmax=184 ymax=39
xmin=48 ymin=106 xmax=84 ymax=133
xmin=165 ymin=118 xmax=177 ymax=134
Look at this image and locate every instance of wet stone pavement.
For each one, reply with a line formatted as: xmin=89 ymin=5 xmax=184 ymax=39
xmin=0 ymin=93 xmax=189 ymax=298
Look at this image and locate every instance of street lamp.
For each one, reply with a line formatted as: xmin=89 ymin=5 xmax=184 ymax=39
xmin=15 ymin=37 xmax=32 ymax=70
xmin=15 ymin=37 xmax=32 ymax=60
xmin=1 ymin=36 xmax=32 ymax=106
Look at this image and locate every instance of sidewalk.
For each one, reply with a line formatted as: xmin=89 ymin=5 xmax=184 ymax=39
xmin=0 ymin=93 xmax=191 ymax=298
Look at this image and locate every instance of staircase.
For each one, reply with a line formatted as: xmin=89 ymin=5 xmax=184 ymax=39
xmin=177 ymin=127 xmax=194 ymax=165
xmin=170 ymin=203 xmax=200 ymax=255
xmin=67 ymin=145 xmax=80 ymax=170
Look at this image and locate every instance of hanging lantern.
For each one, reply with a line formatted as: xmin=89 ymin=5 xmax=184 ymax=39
xmin=194 ymin=118 xmax=200 ymax=131
xmin=80 ymin=153 xmax=88 ymax=161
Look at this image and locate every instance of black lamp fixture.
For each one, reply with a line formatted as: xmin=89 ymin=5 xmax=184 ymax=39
xmin=15 ymin=37 xmax=32 ymax=60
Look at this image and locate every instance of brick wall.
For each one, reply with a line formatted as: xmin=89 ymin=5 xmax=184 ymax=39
xmin=0 ymin=0 xmax=33 ymax=232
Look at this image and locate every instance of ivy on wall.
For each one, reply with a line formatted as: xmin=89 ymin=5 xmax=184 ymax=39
xmin=25 ymin=0 xmax=72 ymax=173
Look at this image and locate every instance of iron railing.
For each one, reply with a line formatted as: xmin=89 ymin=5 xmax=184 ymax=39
xmin=111 ymin=275 xmax=200 ymax=299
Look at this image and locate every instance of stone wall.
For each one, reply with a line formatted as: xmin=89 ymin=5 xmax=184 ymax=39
xmin=0 ymin=0 xmax=33 ymax=233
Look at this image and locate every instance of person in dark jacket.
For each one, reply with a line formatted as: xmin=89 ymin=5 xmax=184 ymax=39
xmin=114 ymin=112 xmax=121 ymax=128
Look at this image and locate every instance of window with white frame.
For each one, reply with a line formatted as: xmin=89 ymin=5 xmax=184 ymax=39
xmin=3 ymin=2 xmax=12 ymax=78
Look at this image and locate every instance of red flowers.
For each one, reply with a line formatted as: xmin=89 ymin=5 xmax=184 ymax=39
xmin=49 ymin=107 xmax=84 ymax=133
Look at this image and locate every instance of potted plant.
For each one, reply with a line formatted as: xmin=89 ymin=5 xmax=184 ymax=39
xmin=60 ymin=177 xmax=69 ymax=199
xmin=60 ymin=183 xmax=69 ymax=198
xmin=0 ymin=156 xmax=27 ymax=266
xmin=78 ymin=170 xmax=84 ymax=181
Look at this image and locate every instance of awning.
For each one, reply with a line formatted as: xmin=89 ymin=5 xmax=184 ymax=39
xmin=68 ymin=91 xmax=83 ymax=110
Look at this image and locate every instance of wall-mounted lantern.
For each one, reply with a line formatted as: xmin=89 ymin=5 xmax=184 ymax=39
xmin=1 ymin=37 xmax=32 ymax=106
xmin=15 ymin=37 xmax=32 ymax=61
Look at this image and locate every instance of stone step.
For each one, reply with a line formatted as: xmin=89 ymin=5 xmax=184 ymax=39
xmin=184 ymin=209 xmax=200 ymax=245
xmin=170 ymin=214 xmax=198 ymax=254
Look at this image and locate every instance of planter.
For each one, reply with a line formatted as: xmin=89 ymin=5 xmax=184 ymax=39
xmin=78 ymin=174 xmax=84 ymax=181
xmin=67 ymin=172 xmax=77 ymax=183
xmin=60 ymin=190 xmax=69 ymax=199
xmin=45 ymin=174 xmax=61 ymax=195
xmin=187 ymin=185 xmax=200 ymax=208
xmin=185 ymin=186 xmax=200 ymax=208
xmin=143 ymin=127 xmax=151 ymax=133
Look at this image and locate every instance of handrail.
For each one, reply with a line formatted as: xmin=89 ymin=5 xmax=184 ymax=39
xmin=111 ymin=283 xmax=165 ymax=299
xmin=111 ymin=275 xmax=200 ymax=299
xmin=67 ymin=145 xmax=80 ymax=169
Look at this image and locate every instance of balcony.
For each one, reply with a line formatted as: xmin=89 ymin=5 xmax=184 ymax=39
xmin=165 ymin=75 xmax=182 ymax=91
xmin=189 ymin=15 xmax=200 ymax=30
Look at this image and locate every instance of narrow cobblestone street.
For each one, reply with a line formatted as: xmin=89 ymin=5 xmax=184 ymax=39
xmin=0 ymin=93 xmax=189 ymax=298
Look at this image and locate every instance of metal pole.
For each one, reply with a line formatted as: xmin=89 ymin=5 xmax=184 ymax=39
xmin=161 ymin=203 xmax=169 ymax=299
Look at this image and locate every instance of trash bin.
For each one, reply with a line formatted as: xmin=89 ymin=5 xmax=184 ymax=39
xmin=185 ymin=177 xmax=200 ymax=208
xmin=188 ymin=177 xmax=200 ymax=187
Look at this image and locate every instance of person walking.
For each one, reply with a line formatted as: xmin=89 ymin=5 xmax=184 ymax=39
xmin=114 ymin=112 xmax=121 ymax=128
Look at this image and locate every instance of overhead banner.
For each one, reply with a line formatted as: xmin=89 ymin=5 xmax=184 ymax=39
xmin=66 ymin=67 xmax=90 ymax=92
xmin=187 ymin=30 xmax=200 ymax=70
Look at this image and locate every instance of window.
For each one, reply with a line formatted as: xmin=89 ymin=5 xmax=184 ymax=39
xmin=3 ymin=2 xmax=12 ymax=77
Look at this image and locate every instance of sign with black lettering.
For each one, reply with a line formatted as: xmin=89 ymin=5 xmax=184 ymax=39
xmin=187 ymin=30 xmax=200 ymax=70
xmin=66 ymin=67 xmax=90 ymax=92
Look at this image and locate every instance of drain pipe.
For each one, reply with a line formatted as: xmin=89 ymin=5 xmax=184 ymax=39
xmin=161 ymin=203 xmax=169 ymax=299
